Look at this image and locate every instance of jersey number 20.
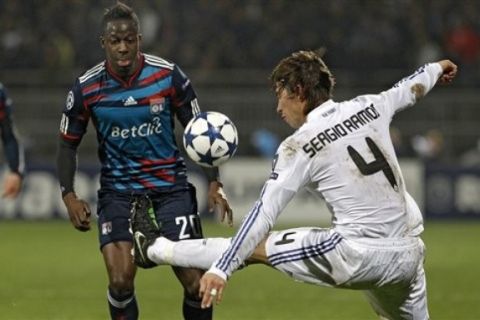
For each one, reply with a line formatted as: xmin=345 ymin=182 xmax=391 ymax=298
xmin=347 ymin=137 xmax=398 ymax=190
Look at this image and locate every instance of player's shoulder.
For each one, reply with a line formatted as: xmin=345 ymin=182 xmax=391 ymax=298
xmin=277 ymin=133 xmax=307 ymax=161
xmin=77 ymin=61 xmax=106 ymax=85
xmin=349 ymin=93 xmax=385 ymax=107
xmin=281 ymin=125 xmax=315 ymax=156
xmin=143 ymin=53 xmax=175 ymax=70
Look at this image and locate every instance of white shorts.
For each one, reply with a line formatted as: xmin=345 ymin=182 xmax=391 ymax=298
xmin=265 ymin=227 xmax=429 ymax=320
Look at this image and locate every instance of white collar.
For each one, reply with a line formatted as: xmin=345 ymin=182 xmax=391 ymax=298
xmin=306 ymin=99 xmax=335 ymax=122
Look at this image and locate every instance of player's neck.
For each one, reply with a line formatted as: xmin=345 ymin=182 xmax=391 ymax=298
xmin=107 ymin=53 xmax=144 ymax=86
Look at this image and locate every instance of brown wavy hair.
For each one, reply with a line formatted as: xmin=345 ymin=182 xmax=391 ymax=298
xmin=270 ymin=49 xmax=335 ymax=115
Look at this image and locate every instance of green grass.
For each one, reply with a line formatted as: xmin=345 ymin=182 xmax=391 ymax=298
xmin=0 ymin=220 xmax=479 ymax=319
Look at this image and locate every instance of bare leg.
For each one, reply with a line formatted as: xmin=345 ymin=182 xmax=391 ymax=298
xmin=102 ymin=241 xmax=138 ymax=320
xmin=172 ymin=266 xmax=213 ymax=319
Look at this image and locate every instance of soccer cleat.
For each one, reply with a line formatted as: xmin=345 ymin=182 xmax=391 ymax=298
xmin=130 ymin=195 xmax=162 ymax=269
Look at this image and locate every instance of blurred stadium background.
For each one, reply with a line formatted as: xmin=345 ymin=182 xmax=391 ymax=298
xmin=0 ymin=0 xmax=479 ymax=319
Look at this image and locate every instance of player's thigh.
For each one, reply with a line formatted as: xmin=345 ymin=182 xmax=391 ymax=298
xmin=152 ymin=185 xmax=204 ymax=241
xmin=97 ymin=190 xmax=134 ymax=250
xmin=265 ymin=227 xmax=349 ymax=286
xmin=102 ymin=241 xmax=136 ymax=285
xmin=96 ymin=190 xmax=136 ymax=282
xmin=364 ymin=249 xmax=428 ymax=319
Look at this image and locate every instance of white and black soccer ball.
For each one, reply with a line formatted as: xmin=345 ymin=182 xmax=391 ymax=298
xmin=183 ymin=111 xmax=239 ymax=167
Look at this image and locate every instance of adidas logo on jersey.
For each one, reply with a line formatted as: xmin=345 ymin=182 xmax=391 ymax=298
xmin=124 ymin=96 xmax=138 ymax=106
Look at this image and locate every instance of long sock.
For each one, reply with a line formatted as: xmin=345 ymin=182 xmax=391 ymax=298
xmin=107 ymin=287 xmax=138 ymax=320
xmin=183 ymin=296 xmax=213 ymax=320
xmin=148 ymin=237 xmax=231 ymax=269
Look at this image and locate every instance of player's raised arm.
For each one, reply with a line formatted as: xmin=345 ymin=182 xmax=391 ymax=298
xmin=374 ymin=60 xmax=456 ymax=119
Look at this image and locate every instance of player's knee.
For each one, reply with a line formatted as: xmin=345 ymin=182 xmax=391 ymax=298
xmin=109 ymin=274 xmax=135 ymax=294
xmin=181 ymin=277 xmax=201 ymax=297
xmin=246 ymin=238 xmax=269 ymax=265
xmin=175 ymin=268 xmax=203 ymax=296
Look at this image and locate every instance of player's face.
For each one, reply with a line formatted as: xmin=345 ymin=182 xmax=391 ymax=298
xmin=102 ymin=19 xmax=141 ymax=78
xmin=276 ymin=88 xmax=306 ymax=129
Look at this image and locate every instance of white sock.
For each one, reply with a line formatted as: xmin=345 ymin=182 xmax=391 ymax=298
xmin=147 ymin=237 xmax=231 ymax=270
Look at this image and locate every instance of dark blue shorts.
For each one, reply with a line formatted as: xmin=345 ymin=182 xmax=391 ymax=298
xmin=97 ymin=184 xmax=204 ymax=249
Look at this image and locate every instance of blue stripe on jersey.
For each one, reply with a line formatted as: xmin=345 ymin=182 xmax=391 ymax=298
xmin=216 ymin=192 xmax=267 ymax=272
xmin=269 ymin=233 xmax=343 ymax=266
xmin=88 ymin=78 xmax=171 ymax=106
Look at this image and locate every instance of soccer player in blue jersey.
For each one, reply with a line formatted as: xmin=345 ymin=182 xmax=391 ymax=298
xmin=56 ymin=3 xmax=232 ymax=320
xmin=0 ymin=82 xmax=23 ymax=198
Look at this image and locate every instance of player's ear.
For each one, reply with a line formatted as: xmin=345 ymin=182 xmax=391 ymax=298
xmin=296 ymin=84 xmax=306 ymax=101
xmin=100 ymin=36 xmax=105 ymax=49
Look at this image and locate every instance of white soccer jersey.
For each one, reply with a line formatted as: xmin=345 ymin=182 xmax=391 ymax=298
xmin=210 ymin=63 xmax=443 ymax=280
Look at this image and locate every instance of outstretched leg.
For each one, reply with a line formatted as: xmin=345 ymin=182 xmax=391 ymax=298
xmin=141 ymin=236 xmax=270 ymax=268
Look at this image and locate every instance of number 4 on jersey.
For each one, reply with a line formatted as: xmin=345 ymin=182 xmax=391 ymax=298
xmin=347 ymin=137 xmax=398 ymax=190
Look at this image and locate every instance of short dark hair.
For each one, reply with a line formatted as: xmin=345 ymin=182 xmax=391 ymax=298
xmin=270 ymin=49 xmax=335 ymax=114
xmin=102 ymin=2 xmax=140 ymax=34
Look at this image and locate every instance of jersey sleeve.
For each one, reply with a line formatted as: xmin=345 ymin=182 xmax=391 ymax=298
xmin=59 ymin=79 xmax=90 ymax=146
xmin=377 ymin=62 xmax=443 ymax=119
xmin=170 ymin=65 xmax=200 ymax=127
xmin=0 ymin=84 xmax=23 ymax=174
xmin=208 ymin=136 xmax=312 ymax=280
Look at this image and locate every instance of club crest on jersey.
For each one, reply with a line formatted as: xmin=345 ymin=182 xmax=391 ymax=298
xmin=150 ymin=97 xmax=165 ymax=114
xmin=101 ymin=221 xmax=112 ymax=235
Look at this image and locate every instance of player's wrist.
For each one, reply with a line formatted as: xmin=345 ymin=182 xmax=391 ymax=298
xmin=207 ymin=266 xmax=229 ymax=281
xmin=209 ymin=180 xmax=223 ymax=189
xmin=62 ymin=191 xmax=77 ymax=204
xmin=8 ymin=171 xmax=23 ymax=180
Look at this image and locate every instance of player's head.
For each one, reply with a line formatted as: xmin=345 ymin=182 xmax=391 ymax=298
xmin=270 ymin=50 xmax=335 ymax=128
xmin=100 ymin=2 xmax=142 ymax=78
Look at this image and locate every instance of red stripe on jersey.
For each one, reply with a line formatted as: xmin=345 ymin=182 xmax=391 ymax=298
xmin=84 ymin=93 xmax=107 ymax=107
xmin=170 ymin=87 xmax=181 ymax=107
xmin=60 ymin=132 xmax=81 ymax=141
xmin=82 ymin=82 xmax=101 ymax=95
xmin=0 ymin=110 xmax=5 ymax=120
xmin=153 ymin=169 xmax=176 ymax=183
xmin=139 ymin=157 xmax=176 ymax=166
xmin=137 ymin=88 xmax=173 ymax=105
xmin=136 ymin=178 xmax=156 ymax=189
xmin=139 ymin=69 xmax=171 ymax=87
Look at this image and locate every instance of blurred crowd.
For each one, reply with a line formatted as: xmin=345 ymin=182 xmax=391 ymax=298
xmin=0 ymin=0 xmax=479 ymax=83
xmin=0 ymin=0 xmax=478 ymax=163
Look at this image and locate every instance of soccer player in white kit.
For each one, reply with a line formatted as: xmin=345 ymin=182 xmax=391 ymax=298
xmin=131 ymin=50 xmax=457 ymax=319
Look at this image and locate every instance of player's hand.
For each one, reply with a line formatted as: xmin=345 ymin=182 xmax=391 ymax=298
xmin=2 ymin=172 xmax=22 ymax=199
xmin=437 ymin=60 xmax=458 ymax=84
xmin=63 ymin=192 xmax=91 ymax=232
xmin=199 ymin=272 xmax=227 ymax=309
xmin=207 ymin=181 xmax=233 ymax=226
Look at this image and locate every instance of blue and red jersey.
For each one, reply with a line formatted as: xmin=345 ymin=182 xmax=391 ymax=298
xmin=59 ymin=54 xmax=200 ymax=192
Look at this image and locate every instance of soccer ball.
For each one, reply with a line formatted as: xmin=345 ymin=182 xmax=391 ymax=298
xmin=183 ymin=111 xmax=239 ymax=167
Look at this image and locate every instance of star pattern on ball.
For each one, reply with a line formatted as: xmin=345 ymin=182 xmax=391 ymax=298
xmin=183 ymin=129 xmax=197 ymax=149
xmin=183 ymin=111 xmax=238 ymax=167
